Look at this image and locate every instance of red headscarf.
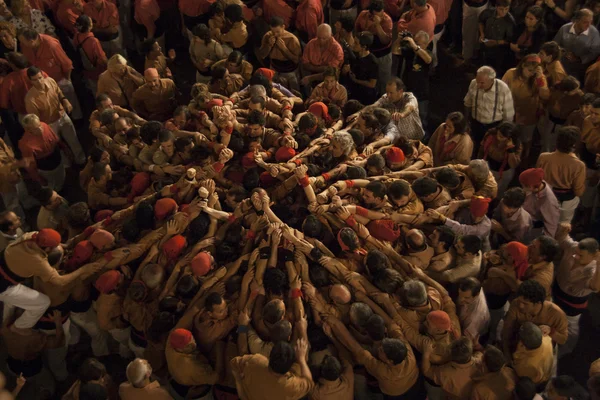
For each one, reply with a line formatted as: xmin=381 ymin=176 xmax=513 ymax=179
xmin=470 ymin=196 xmax=491 ymax=218
xmin=34 ymin=229 xmax=62 ymax=248
xmin=385 ymin=147 xmax=405 ymax=164
xmin=170 ymin=328 xmax=193 ymax=350
xmin=154 ymin=198 xmax=178 ymax=220
xmin=95 ymin=270 xmax=122 ymax=294
xmin=162 ymin=235 xmax=187 ymax=260
xmin=275 ymin=147 xmax=296 ymax=162
xmin=505 ymin=241 xmax=529 ymax=279
xmin=308 ymin=102 xmax=331 ymax=124
xmin=130 ymin=172 xmax=151 ymax=198
xmin=519 ymin=168 xmax=545 ymax=188
xmin=256 ymin=68 xmax=275 ymax=82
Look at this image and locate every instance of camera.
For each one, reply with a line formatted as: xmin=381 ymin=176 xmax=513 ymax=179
xmin=399 ymin=31 xmax=413 ymax=50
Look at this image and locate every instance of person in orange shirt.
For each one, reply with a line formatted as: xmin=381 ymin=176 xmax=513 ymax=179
xmin=262 ymin=0 xmax=294 ymax=29
xmin=134 ymin=0 xmax=166 ymax=50
xmin=55 ymin=0 xmax=83 ymax=36
xmin=300 ymin=24 xmax=344 ymax=89
xmin=82 ymin=0 xmax=123 ymax=57
xmin=73 ymin=15 xmax=108 ymax=94
xmin=295 ymin=0 xmax=324 ymax=43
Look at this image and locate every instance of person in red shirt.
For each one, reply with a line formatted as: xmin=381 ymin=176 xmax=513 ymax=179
xmin=295 ymin=0 xmax=324 ymax=43
xmin=134 ymin=0 xmax=166 ymax=50
xmin=263 ymin=0 xmax=294 ymax=30
xmin=55 ymin=0 xmax=83 ymax=36
xmin=18 ymin=114 xmax=69 ymax=191
xmin=73 ymin=15 xmax=108 ymax=94
xmin=300 ymin=24 xmax=344 ymax=90
xmin=82 ymin=0 xmax=122 ymax=57
xmin=397 ymin=0 xmax=437 ymax=40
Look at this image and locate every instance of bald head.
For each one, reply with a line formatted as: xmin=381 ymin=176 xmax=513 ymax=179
xmin=330 ymin=284 xmax=351 ymax=305
xmin=140 ymin=263 xmax=164 ymax=289
xmin=126 ymin=358 xmax=151 ymax=388
xmin=317 ymin=24 xmax=332 ymax=43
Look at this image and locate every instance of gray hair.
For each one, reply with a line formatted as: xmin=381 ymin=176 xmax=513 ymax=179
xmin=469 ymin=159 xmax=490 ymax=181
xmin=414 ymin=30 xmax=430 ymax=43
xmin=107 ymin=54 xmax=127 ymax=68
xmin=317 ymin=23 xmax=332 ymax=36
xmin=332 ymin=130 xmax=355 ymax=156
xmin=21 ymin=113 xmax=40 ymax=128
xmin=249 ymin=84 xmax=267 ymax=98
xmin=126 ymin=358 xmax=151 ymax=388
xmin=573 ymin=8 xmax=594 ymax=21
xmin=349 ymin=302 xmax=373 ymax=327
xmin=476 ymin=66 xmax=497 ymax=80
xmin=402 ymin=280 xmax=427 ymax=307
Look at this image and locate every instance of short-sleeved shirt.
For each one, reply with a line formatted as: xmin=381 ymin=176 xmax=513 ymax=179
xmin=479 ymin=9 xmax=516 ymax=41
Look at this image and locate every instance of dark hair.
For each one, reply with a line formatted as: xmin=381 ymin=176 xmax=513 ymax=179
xmin=270 ymin=16 xmax=285 ymax=27
xmin=302 ymin=214 xmax=323 ymax=238
xmin=536 ymin=236 xmax=560 ymax=262
xmin=224 ymin=4 xmax=243 ymax=22
xmin=412 ymin=177 xmax=439 ymax=197
xmin=556 ymin=126 xmax=580 ymax=153
xmin=388 ymin=180 xmax=411 ymax=200
xmin=79 ymin=358 xmax=107 ymax=383
xmin=271 ymin=319 xmax=292 ymax=342
xmin=92 ymin=162 xmax=109 ymax=181
xmin=526 ymin=5 xmax=544 ymax=21
xmin=483 ymin=345 xmax=506 ymax=372
xmin=387 ymin=77 xmax=406 ymax=91
xmin=457 ymin=277 xmax=482 ymax=296
xmin=365 ymin=314 xmax=386 ymax=341
xmin=540 ymin=41 xmax=561 ymax=61
xmin=373 ymin=267 xmax=404 ymax=294
xmin=6 ymin=52 xmax=29 ymax=69
xmin=17 ymin=27 xmax=39 ymax=41
xmin=436 ymin=167 xmax=461 ymax=189
xmin=26 ymin=65 xmax=41 ymax=78
xmin=372 ymin=108 xmax=391 ymax=127
xmin=357 ymin=31 xmax=374 ymax=48
xmin=550 ymin=375 xmax=589 ymax=399
xmin=343 ymin=100 xmax=364 ymax=119
xmin=320 ymin=355 xmax=342 ymax=381
xmin=495 ymin=121 xmax=520 ymax=145
xmin=446 ymin=111 xmax=468 ymax=134
xmin=502 ymin=187 xmax=526 ymax=208
xmin=460 ymin=235 xmax=482 ymax=254
xmin=435 ymin=226 xmax=456 ymax=251
xmin=583 ymin=93 xmax=596 ymax=105
xmin=365 ymin=249 xmax=389 ymax=276
xmin=242 ymin=168 xmax=260 ymax=191
xmin=338 ymin=228 xmax=359 ymax=251
xmin=140 ymin=121 xmax=163 ymax=145
xmin=348 ymin=128 xmax=365 ymax=146
xmin=192 ymin=23 xmax=211 ymax=44
xmin=519 ymin=321 xmax=542 ymax=349
xmin=517 ymin=279 xmax=546 ymax=303
xmin=450 ymin=337 xmax=473 ymax=364
xmin=205 ymin=292 xmax=223 ymax=312
xmin=249 ymin=96 xmax=266 ymax=108
xmin=365 ymin=181 xmax=387 ymax=199
xmin=515 ymin=377 xmax=537 ymax=400
xmin=158 ymin=129 xmax=174 ymax=144
xmin=34 ymin=187 xmax=54 ymax=206
xmin=338 ymin=15 xmax=355 ymax=32
xmin=211 ymin=65 xmax=228 ymax=82
xmin=323 ymin=66 xmax=337 ymax=79
xmin=67 ymin=202 xmax=90 ymax=229
xmin=135 ymin=201 xmax=155 ymax=230
xmin=263 ymin=268 xmax=288 ymax=296
xmin=309 ymin=263 xmax=331 ymax=288
xmin=175 ymin=136 xmax=193 ymax=153
xmin=579 ymin=237 xmax=600 ymax=253
xmin=269 ymin=341 xmax=295 ymax=374
xmin=75 ymin=14 xmax=93 ymax=33
xmin=557 ymin=75 xmax=580 ymax=92
xmin=175 ymin=275 xmax=199 ymax=300
xmin=368 ymin=0 xmax=385 ymax=12
xmin=121 ymin=219 xmax=140 ymax=242
xmin=141 ymin=38 xmax=158 ymax=57
xmin=366 ymin=153 xmax=385 ymax=171
xmin=247 ymin=109 xmax=266 ymax=126
xmin=381 ymin=338 xmax=407 ymax=364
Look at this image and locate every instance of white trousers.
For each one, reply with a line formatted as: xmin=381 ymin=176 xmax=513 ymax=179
xmin=49 ymin=113 xmax=86 ymax=165
xmin=462 ymin=1 xmax=488 ymax=60
xmin=57 ymin=79 xmax=82 ymax=121
xmin=109 ymin=326 xmax=133 ymax=358
xmin=559 ymin=197 xmax=580 ymax=223
xmin=432 ymin=26 xmax=445 ymax=69
xmin=558 ymin=313 xmax=581 ymax=358
xmin=70 ymin=307 xmax=110 ymax=357
xmin=0 ymin=284 xmax=50 ymax=329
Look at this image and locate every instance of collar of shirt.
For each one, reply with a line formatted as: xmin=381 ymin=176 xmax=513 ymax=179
xmin=569 ymin=24 xmax=590 ymax=36
xmin=506 ymin=207 xmax=524 ymax=222
xmin=535 ymin=182 xmax=550 ymax=200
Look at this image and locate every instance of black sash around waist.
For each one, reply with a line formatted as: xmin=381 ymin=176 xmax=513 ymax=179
xmin=552 ymin=187 xmax=575 ymax=202
xmin=553 ymin=280 xmax=589 ymax=316
xmin=36 ymin=146 xmax=62 ymax=172
xmin=171 ymin=380 xmax=211 ymax=398
xmin=269 ymin=58 xmax=298 ymax=73
xmin=130 ymin=326 xmax=148 ymax=347
xmin=7 ymin=355 xmax=43 ymax=378
xmin=95 ymin=30 xmax=120 ymax=42
xmin=486 ymin=157 xmax=503 ymax=172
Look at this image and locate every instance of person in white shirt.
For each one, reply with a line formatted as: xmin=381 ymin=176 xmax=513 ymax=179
xmin=455 ymin=277 xmax=490 ymax=339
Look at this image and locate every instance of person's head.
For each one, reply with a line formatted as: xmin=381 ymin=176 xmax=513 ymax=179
xmin=519 ymin=321 xmax=543 ymax=350
xmin=192 ymin=23 xmax=211 ymax=44
xmin=444 ymin=111 xmax=468 ymax=136
xmin=95 ymin=93 xmax=114 ymax=112
xmin=349 ymin=302 xmax=373 ymax=328
xmin=204 ymin=292 xmax=228 ymax=320
xmin=0 ymin=211 xmax=21 ymax=235
xmin=144 ymin=68 xmax=161 ymax=90
xmin=516 ymin=280 xmax=546 ymax=314
xmin=224 ymin=3 xmax=243 ymax=23
xmin=75 ymin=14 xmax=93 ymax=33
xmin=455 ymin=235 xmax=482 ymax=256
xmin=555 ymin=126 xmax=580 ymax=153
xmin=263 ymin=299 xmax=285 ymax=325
xmin=576 ymin=237 xmax=600 ymax=265
xmin=320 ymin=355 xmax=342 ymax=381
xmin=248 ymin=95 xmax=266 ymax=112
xmin=402 ymin=279 xmax=427 ymax=307
xmin=405 ymin=229 xmax=426 ymax=252
xmin=6 ymin=51 xmax=28 ymax=71
xmin=114 ymin=117 xmax=131 ymax=136
xmin=316 ymin=23 xmax=333 ymax=46
xmin=365 ymin=249 xmax=390 ymax=276
xmin=528 ymin=236 xmax=559 ymax=264
xmin=429 ymin=225 xmax=456 ymax=252
xmin=516 ymin=53 xmax=542 ymax=81
xmin=411 ymin=176 xmax=440 ymax=202
xmin=573 ymin=8 xmax=594 ymax=33
xmin=591 ymin=98 xmax=600 ymax=126
xmin=17 ymin=27 xmax=39 ymax=48
xmin=435 ymin=167 xmax=461 ymax=191
xmin=515 ymin=377 xmax=538 ymax=400
xmin=483 ymin=345 xmax=506 ymax=372
xmin=158 ymin=129 xmax=175 ymax=157
xmin=500 ymin=187 xmax=526 ymax=218
xmin=322 ymin=66 xmax=338 ymax=90
xmin=450 ymin=337 xmax=473 ymax=364
xmin=126 ymin=358 xmax=152 ymax=388
xmin=270 ymin=319 xmax=292 ymax=342
xmin=385 ymin=77 xmax=405 ymax=102
xmin=379 ymin=338 xmax=407 ymax=365
xmin=27 ymin=65 xmax=44 ymax=90
xmin=388 ymin=179 xmax=411 ymax=207
xmin=366 ymin=314 xmax=386 ymax=341
xmin=269 ymin=341 xmax=295 ymax=374
xmin=356 ymin=31 xmax=374 ymax=52
xmin=495 ymin=121 xmax=520 ymax=146
xmin=269 ymin=16 xmax=286 ymax=35
xmin=329 ymin=284 xmax=351 ymax=304
xmin=540 ymin=41 xmax=561 ymax=64
xmin=80 ymin=358 xmax=107 ymax=383
xmin=582 ymin=93 xmax=596 ymax=116
xmin=92 ymin=162 xmax=112 ymax=185
xmin=495 ymin=0 xmax=510 ymax=17
xmin=100 ymin=108 xmax=119 ymax=130
xmin=362 ymin=181 xmax=387 ymax=207
xmin=21 ymin=113 xmax=43 ymax=135
xmin=457 ymin=277 xmax=482 ymax=306
xmin=525 ymin=5 xmax=544 ymax=29
xmin=545 ymin=375 xmax=589 ymax=400
xmin=107 ymin=53 xmax=128 ymax=75
xmin=335 ymin=15 xmax=355 ymax=34
xmin=246 ymin=110 xmax=266 ymax=137
xmin=468 ymin=159 xmax=490 ymax=182
xmin=475 ymin=66 xmax=496 ymax=90
xmin=331 ymin=130 xmax=355 ymax=158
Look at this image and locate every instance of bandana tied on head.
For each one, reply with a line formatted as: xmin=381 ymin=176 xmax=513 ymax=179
xmin=519 ymin=168 xmax=544 ymax=188
xmin=154 ymin=198 xmax=178 ymax=220
xmin=367 ymin=220 xmax=401 ymax=242
xmin=260 ymin=171 xmax=278 ymax=187
xmin=427 ymin=310 xmax=452 ymax=331
xmin=191 ymin=252 xmax=212 ymax=276
xmin=505 ymin=241 xmax=529 ymax=279
xmin=275 ymin=147 xmax=296 ymax=162
xmin=385 ymin=147 xmax=405 ymax=164
xmin=144 ymin=67 xmax=159 ymax=80
xmin=470 ymin=196 xmax=491 ymax=218
xmin=523 ymin=54 xmax=542 ymax=64
xmin=308 ymin=102 xmax=331 ymax=124
xmin=65 ymin=240 xmax=94 ymax=270
xmin=206 ymin=99 xmax=223 ymax=109
xmin=89 ymin=229 xmax=115 ymax=250
xmin=162 ymin=234 xmax=187 ymax=260
xmin=94 ymin=209 xmax=114 ymax=223
xmin=95 ymin=270 xmax=122 ymax=294
xmin=242 ymin=152 xmax=256 ymax=168
xmin=170 ymin=328 xmax=193 ymax=350
xmin=34 ymin=229 xmax=61 ymax=248
xmin=130 ymin=172 xmax=151 ymax=198
xmin=256 ymin=68 xmax=275 ymax=82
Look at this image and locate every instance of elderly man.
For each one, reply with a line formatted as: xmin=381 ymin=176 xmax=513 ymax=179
xmin=98 ymin=54 xmax=145 ymax=108
xmin=519 ymin=168 xmax=560 ymax=240
xmin=257 ymin=17 xmax=302 ymax=91
xmin=554 ymin=8 xmax=600 ymax=81
xmin=119 ymin=358 xmax=171 ymax=399
xmin=300 ymin=24 xmax=344 ymax=90
xmin=464 ymin=66 xmax=515 ymax=154
xmin=355 ymin=0 xmax=393 ymax=95
xmin=18 ymin=27 xmax=83 ymax=120
xmin=18 ymin=114 xmax=68 ymax=192
xmin=132 ymin=68 xmax=178 ymax=121
xmin=25 ymin=66 xmax=86 ymax=165
xmin=89 ymin=93 xmax=145 ymax=149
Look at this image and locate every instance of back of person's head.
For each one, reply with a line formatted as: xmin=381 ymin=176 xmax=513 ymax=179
xmin=269 ymin=341 xmax=295 ymax=374
xmin=515 ymin=377 xmax=538 ymax=400
xmin=365 ymin=314 xmax=386 ymax=341
xmin=271 ymin=319 xmax=292 ymax=342
xmin=457 ymin=277 xmax=482 ymax=296
xmin=368 ymin=0 xmax=385 ymax=12
xmin=583 ymin=93 xmax=596 ymax=105
xmin=224 ymin=3 xmax=243 ymax=22
xmin=79 ymin=358 xmax=106 ymax=383
xmin=381 ymin=338 xmax=407 ymax=364
xmin=557 ymin=75 xmax=580 ymax=92
xmin=503 ymin=187 xmax=526 ymax=208
xmin=140 ymin=121 xmax=163 ymax=145
xmin=461 ymin=235 xmax=482 ymax=254
xmin=264 ymin=268 xmax=287 ymax=296
xmin=79 ymin=383 xmax=108 ymax=400
xmin=121 ymin=219 xmax=140 ymax=242
xmin=126 ymin=358 xmax=151 ymax=388
xmin=365 ymin=249 xmax=390 ymax=276
xmin=6 ymin=51 xmax=29 ymax=69
xmin=519 ymin=321 xmax=543 ymax=350
xmin=517 ymin=279 xmax=546 ymax=303
xmin=349 ymin=302 xmax=373 ymax=327
xmin=175 ymin=274 xmax=199 ymax=300
xmin=541 ymin=41 xmax=561 ymax=61
xmin=435 ymin=226 xmax=456 ymax=251
xmin=34 ymin=187 xmax=54 ymax=206
xmin=373 ymin=268 xmax=404 ymax=294
xmin=365 ymin=181 xmax=387 ymax=199
xmin=320 ymin=355 xmax=342 ymax=381
xmin=357 ymin=31 xmax=374 ymax=48
xmin=450 ymin=337 xmax=473 ymax=364
xmin=263 ymin=299 xmax=285 ymax=324
xmin=436 ymin=167 xmax=461 ymax=189
xmin=270 ymin=16 xmax=285 ymax=27
xmin=412 ymin=177 xmax=439 ymax=198
xmin=75 ymin=14 xmax=92 ymax=33
xmin=402 ymin=279 xmax=427 ymax=306
xmin=483 ymin=345 xmax=506 ymax=372
xmin=550 ymin=375 xmax=590 ymax=400
xmin=446 ymin=111 xmax=468 ymax=134
xmin=308 ymin=263 xmax=330 ymax=288
xmin=343 ymin=100 xmax=364 ymax=119
xmin=579 ymin=237 xmax=600 ymax=254
xmin=372 ymin=108 xmax=391 ymax=127
xmin=192 ymin=23 xmax=211 ymax=43
xmin=537 ymin=235 xmax=560 ymax=262
xmin=388 ymin=179 xmax=411 ymax=201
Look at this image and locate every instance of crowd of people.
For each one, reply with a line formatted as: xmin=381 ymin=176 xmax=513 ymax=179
xmin=0 ymin=0 xmax=600 ymax=398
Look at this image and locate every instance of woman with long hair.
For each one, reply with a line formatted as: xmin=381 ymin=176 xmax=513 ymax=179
xmin=502 ymin=53 xmax=550 ymax=162
xmin=428 ymin=111 xmax=474 ymax=166
xmin=510 ymin=6 xmax=547 ymax=61
xmin=478 ymin=121 xmax=523 ymax=194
